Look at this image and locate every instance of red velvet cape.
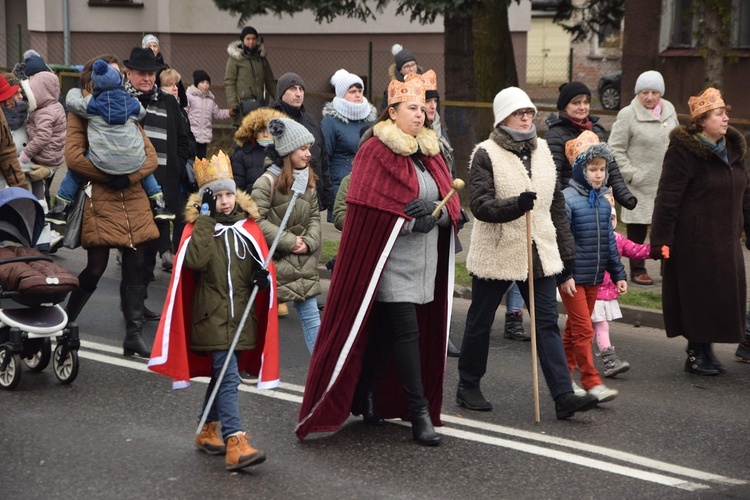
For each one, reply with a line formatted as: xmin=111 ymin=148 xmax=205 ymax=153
xmin=148 ymin=219 xmax=280 ymax=390
xmin=296 ymin=135 xmax=460 ymax=439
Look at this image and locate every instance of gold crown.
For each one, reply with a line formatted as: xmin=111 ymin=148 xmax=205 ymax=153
xmin=194 ymin=150 xmax=233 ymax=188
xmin=565 ymin=130 xmax=600 ymax=166
xmin=688 ymin=87 xmax=725 ymax=119
xmin=388 ymin=76 xmax=425 ymax=106
xmin=406 ymin=69 xmax=437 ymax=91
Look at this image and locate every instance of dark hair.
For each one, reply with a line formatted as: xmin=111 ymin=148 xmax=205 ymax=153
xmin=686 ymin=110 xmax=711 ymax=134
xmin=80 ymin=54 xmax=120 ymax=92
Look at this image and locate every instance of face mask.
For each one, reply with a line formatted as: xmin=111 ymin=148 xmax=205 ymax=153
xmin=257 ymin=138 xmax=274 ymax=147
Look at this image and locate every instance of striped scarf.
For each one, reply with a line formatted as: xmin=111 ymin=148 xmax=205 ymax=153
xmin=125 ymin=81 xmax=169 ymax=167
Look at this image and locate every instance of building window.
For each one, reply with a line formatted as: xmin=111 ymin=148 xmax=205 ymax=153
xmin=88 ymin=0 xmax=144 ymax=7
xmin=661 ymin=0 xmax=750 ymax=50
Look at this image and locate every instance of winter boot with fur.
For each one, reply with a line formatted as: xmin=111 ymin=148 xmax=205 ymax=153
xmin=600 ymin=346 xmax=630 ymax=377
xmin=150 ymin=193 xmax=175 ymax=220
xmin=225 ymin=432 xmax=266 ymax=471
xmin=504 ymin=311 xmax=531 ymax=341
xmin=195 ymin=422 xmax=226 ymax=455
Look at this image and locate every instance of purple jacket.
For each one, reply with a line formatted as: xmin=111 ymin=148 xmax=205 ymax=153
xmin=597 ymin=231 xmax=651 ymax=301
xmin=185 ymin=85 xmax=230 ymax=144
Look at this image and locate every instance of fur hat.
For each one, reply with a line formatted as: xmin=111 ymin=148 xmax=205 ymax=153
xmin=688 ymin=87 xmax=725 ymax=119
xmin=267 ymin=117 xmax=315 ymax=156
xmin=390 ymin=74 xmax=425 ymax=106
xmin=92 ymin=59 xmax=122 ymax=92
xmin=240 ymin=26 xmax=258 ymax=40
xmin=194 ymin=151 xmax=236 ymax=197
xmin=392 ymin=44 xmax=417 ymax=73
xmin=276 ymin=72 xmax=306 ymax=100
xmin=634 ymin=70 xmax=665 ymax=96
xmin=556 ymin=81 xmax=591 ymax=110
xmin=234 ymin=107 xmax=289 ymax=146
xmin=330 ymin=69 xmax=363 ymax=99
xmin=492 ymin=87 xmax=536 ymax=127
xmin=23 ymin=50 xmax=49 ymax=77
xmin=141 ymin=34 xmax=159 ymax=49
xmin=193 ymin=69 xmax=211 ymax=86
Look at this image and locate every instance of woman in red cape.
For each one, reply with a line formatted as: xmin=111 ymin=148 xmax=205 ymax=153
xmin=297 ymin=75 xmax=460 ymax=445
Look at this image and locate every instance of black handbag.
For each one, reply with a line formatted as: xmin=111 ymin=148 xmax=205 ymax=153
xmin=240 ymin=97 xmax=265 ymax=116
xmin=62 ymin=185 xmax=88 ymax=250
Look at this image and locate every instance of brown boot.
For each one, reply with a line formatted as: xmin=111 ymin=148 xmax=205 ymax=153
xmin=195 ymin=422 xmax=226 ymax=455
xmin=225 ymin=432 xmax=266 ymax=471
xmin=278 ymin=302 xmax=289 ymax=317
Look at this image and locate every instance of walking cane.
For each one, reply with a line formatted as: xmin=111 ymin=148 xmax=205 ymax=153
xmin=196 ymin=168 xmax=310 ymax=436
xmin=526 ymin=210 xmax=541 ymax=423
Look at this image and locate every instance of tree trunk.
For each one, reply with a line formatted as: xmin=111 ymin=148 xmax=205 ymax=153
xmin=444 ymin=12 xmax=474 ymax=101
xmin=473 ymin=0 xmax=518 ymax=101
xmin=702 ymin=2 xmax=726 ymax=89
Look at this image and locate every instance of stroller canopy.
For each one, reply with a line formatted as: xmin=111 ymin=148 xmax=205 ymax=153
xmin=0 ymin=187 xmax=45 ymax=247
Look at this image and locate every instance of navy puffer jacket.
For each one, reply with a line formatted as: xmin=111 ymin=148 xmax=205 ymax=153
xmin=563 ymin=157 xmax=626 ymax=286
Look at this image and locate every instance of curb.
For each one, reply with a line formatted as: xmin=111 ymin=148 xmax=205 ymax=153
xmin=317 ymin=265 xmax=665 ymax=331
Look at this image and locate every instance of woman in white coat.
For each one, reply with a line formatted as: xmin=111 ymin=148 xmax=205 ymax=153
xmin=608 ymin=71 xmax=678 ymax=285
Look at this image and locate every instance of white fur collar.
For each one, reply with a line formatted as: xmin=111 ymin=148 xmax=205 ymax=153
xmin=373 ymin=120 xmax=440 ymax=157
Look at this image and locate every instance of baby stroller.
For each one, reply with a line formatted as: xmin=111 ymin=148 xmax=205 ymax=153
xmin=0 ymin=187 xmax=80 ymax=389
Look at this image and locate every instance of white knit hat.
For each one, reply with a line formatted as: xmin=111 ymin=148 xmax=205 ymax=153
xmin=634 ymin=70 xmax=665 ymax=95
xmin=141 ymin=34 xmax=159 ymax=49
xmin=330 ymin=69 xmax=364 ymax=99
xmin=268 ymin=118 xmax=315 ymax=156
xmin=492 ymin=87 xmax=537 ymax=127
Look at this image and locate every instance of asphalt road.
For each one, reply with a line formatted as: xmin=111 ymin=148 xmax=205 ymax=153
xmin=1 ymin=247 xmax=749 ymax=499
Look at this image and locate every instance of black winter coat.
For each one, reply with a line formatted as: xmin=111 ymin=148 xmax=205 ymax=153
xmin=231 ymin=141 xmax=268 ymax=193
xmin=544 ymin=112 xmax=636 ymax=209
xmin=270 ymin=101 xmax=333 ymax=210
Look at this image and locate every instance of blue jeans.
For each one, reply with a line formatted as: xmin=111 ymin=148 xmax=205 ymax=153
xmin=458 ymin=275 xmax=572 ymax=399
xmin=56 ymin=170 xmax=162 ymax=202
xmin=294 ymin=297 xmax=320 ymax=354
xmin=506 ymin=282 xmax=524 ymax=313
xmin=199 ymin=350 xmax=242 ymax=441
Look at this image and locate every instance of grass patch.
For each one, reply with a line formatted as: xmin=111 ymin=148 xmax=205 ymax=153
xmin=618 ymin=289 xmax=662 ymax=310
xmin=320 ymin=239 xmax=339 ymax=263
xmin=455 ymin=260 xmax=472 ymax=288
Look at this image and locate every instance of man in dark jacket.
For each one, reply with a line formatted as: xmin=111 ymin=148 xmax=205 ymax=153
xmin=271 ymin=73 xmax=333 ymax=211
xmin=124 ymin=47 xmax=190 ymax=306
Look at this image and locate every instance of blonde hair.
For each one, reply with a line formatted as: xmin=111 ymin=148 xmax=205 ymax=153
xmin=159 ymin=68 xmax=181 ymax=87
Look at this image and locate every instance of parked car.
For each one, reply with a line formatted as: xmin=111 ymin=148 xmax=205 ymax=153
xmin=598 ymin=70 xmax=621 ymax=110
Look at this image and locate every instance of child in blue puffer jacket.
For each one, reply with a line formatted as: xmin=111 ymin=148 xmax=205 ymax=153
xmin=558 ymin=130 xmax=627 ymax=405
xmin=48 ymin=59 xmax=172 ymax=226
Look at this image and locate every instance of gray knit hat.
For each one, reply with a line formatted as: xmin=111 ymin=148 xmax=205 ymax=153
xmin=634 ymin=70 xmax=665 ymax=95
xmin=141 ymin=34 xmax=159 ymax=49
xmin=276 ymin=72 xmax=306 ymax=100
xmin=268 ymin=118 xmax=315 ymax=156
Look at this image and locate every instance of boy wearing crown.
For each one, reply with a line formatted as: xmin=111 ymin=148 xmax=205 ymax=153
xmin=148 ymin=151 xmax=279 ymax=471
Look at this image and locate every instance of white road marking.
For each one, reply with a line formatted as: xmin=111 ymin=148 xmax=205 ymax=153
xmin=77 ymin=340 xmax=746 ymax=490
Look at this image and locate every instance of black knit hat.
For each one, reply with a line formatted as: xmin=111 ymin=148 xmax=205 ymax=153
xmin=193 ymin=69 xmax=210 ymax=86
xmin=392 ymin=44 xmax=417 ymax=72
xmin=240 ymin=26 xmax=258 ymax=40
xmin=426 ymin=89 xmax=439 ymax=101
xmin=556 ymin=81 xmax=591 ymax=110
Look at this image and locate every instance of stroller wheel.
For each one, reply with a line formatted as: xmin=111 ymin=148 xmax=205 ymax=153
xmin=53 ymin=344 xmax=79 ymax=385
xmin=0 ymin=347 xmax=22 ymax=390
xmin=24 ymin=338 xmax=52 ymax=372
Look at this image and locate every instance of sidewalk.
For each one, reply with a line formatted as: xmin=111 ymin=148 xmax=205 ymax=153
xmin=319 ymin=219 xmax=750 ymax=331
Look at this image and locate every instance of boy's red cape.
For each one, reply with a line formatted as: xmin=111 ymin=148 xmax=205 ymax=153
xmin=296 ymin=137 xmax=460 ymax=440
xmin=148 ymin=219 xmax=279 ymax=390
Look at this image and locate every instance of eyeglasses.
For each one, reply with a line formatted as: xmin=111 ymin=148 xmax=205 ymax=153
xmin=401 ymin=62 xmax=418 ymax=71
xmin=511 ymin=108 xmax=536 ymax=119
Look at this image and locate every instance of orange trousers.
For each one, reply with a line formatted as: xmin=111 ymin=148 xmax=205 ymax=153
xmin=559 ymin=284 xmax=602 ymax=390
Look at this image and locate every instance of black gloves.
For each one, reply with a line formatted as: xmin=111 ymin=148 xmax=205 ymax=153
xmin=518 ymin=191 xmax=537 ymax=212
xmin=404 ymin=198 xmax=435 ymax=218
xmin=253 ymin=268 xmax=270 ymax=290
xmin=412 ymin=215 xmax=438 ymax=233
xmin=325 ymin=255 xmax=337 ymax=271
xmin=107 ymin=174 xmax=130 ymax=191
xmin=622 ymin=196 xmax=638 ymax=210
xmin=200 ymin=188 xmax=217 ymax=218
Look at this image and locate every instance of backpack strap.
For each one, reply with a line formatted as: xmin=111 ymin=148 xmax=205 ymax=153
xmin=261 ymin=172 xmax=275 ymax=205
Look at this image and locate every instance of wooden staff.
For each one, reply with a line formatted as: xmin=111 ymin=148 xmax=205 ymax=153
xmin=526 ymin=211 xmax=541 ymax=423
xmin=432 ymin=179 xmax=465 ymax=216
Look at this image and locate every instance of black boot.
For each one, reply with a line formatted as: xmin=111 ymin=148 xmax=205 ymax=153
xmin=143 ymin=285 xmax=161 ymax=321
xmin=65 ymin=288 xmax=94 ymax=324
xmin=685 ymin=342 xmax=719 ymax=375
xmin=351 ymin=385 xmax=384 ymax=425
xmin=122 ymin=285 xmax=151 ymax=357
xmin=504 ymin=311 xmax=531 ymax=341
xmin=736 ymin=334 xmax=750 ymax=363
xmin=447 ymin=336 xmax=460 ymax=357
xmin=410 ymin=407 xmax=440 ymax=446
xmin=456 ymin=382 xmax=493 ymax=411
xmin=701 ymin=343 xmax=726 ymax=373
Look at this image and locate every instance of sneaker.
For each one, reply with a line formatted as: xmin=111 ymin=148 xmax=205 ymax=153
xmin=588 ymin=384 xmax=618 ymax=403
xmin=46 ymin=197 xmax=70 ymax=227
xmin=571 ymin=381 xmax=587 ymax=397
xmin=195 ymin=422 xmax=226 ymax=455
xmin=600 ymin=346 xmax=631 ymax=378
xmin=225 ymin=432 xmax=266 ymax=471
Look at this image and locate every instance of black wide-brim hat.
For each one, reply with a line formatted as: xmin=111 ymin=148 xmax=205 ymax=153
xmin=123 ymin=47 xmax=163 ymax=72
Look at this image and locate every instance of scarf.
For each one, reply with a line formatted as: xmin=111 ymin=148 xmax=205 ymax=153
xmin=696 ymin=133 xmax=728 ymax=163
xmin=561 ymin=111 xmax=593 ymax=132
xmin=125 ymin=80 xmax=159 ymax=106
xmin=490 ymin=126 xmax=538 ymax=155
xmin=648 ymin=102 xmax=663 ymax=119
xmin=431 ymin=112 xmax=454 ymax=170
xmin=331 ymin=97 xmax=374 ymax=122
xmin=2 ymin=101 xmax=28 ymax=131
xmin=276 ymin=100 xmax=303 ymax=119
